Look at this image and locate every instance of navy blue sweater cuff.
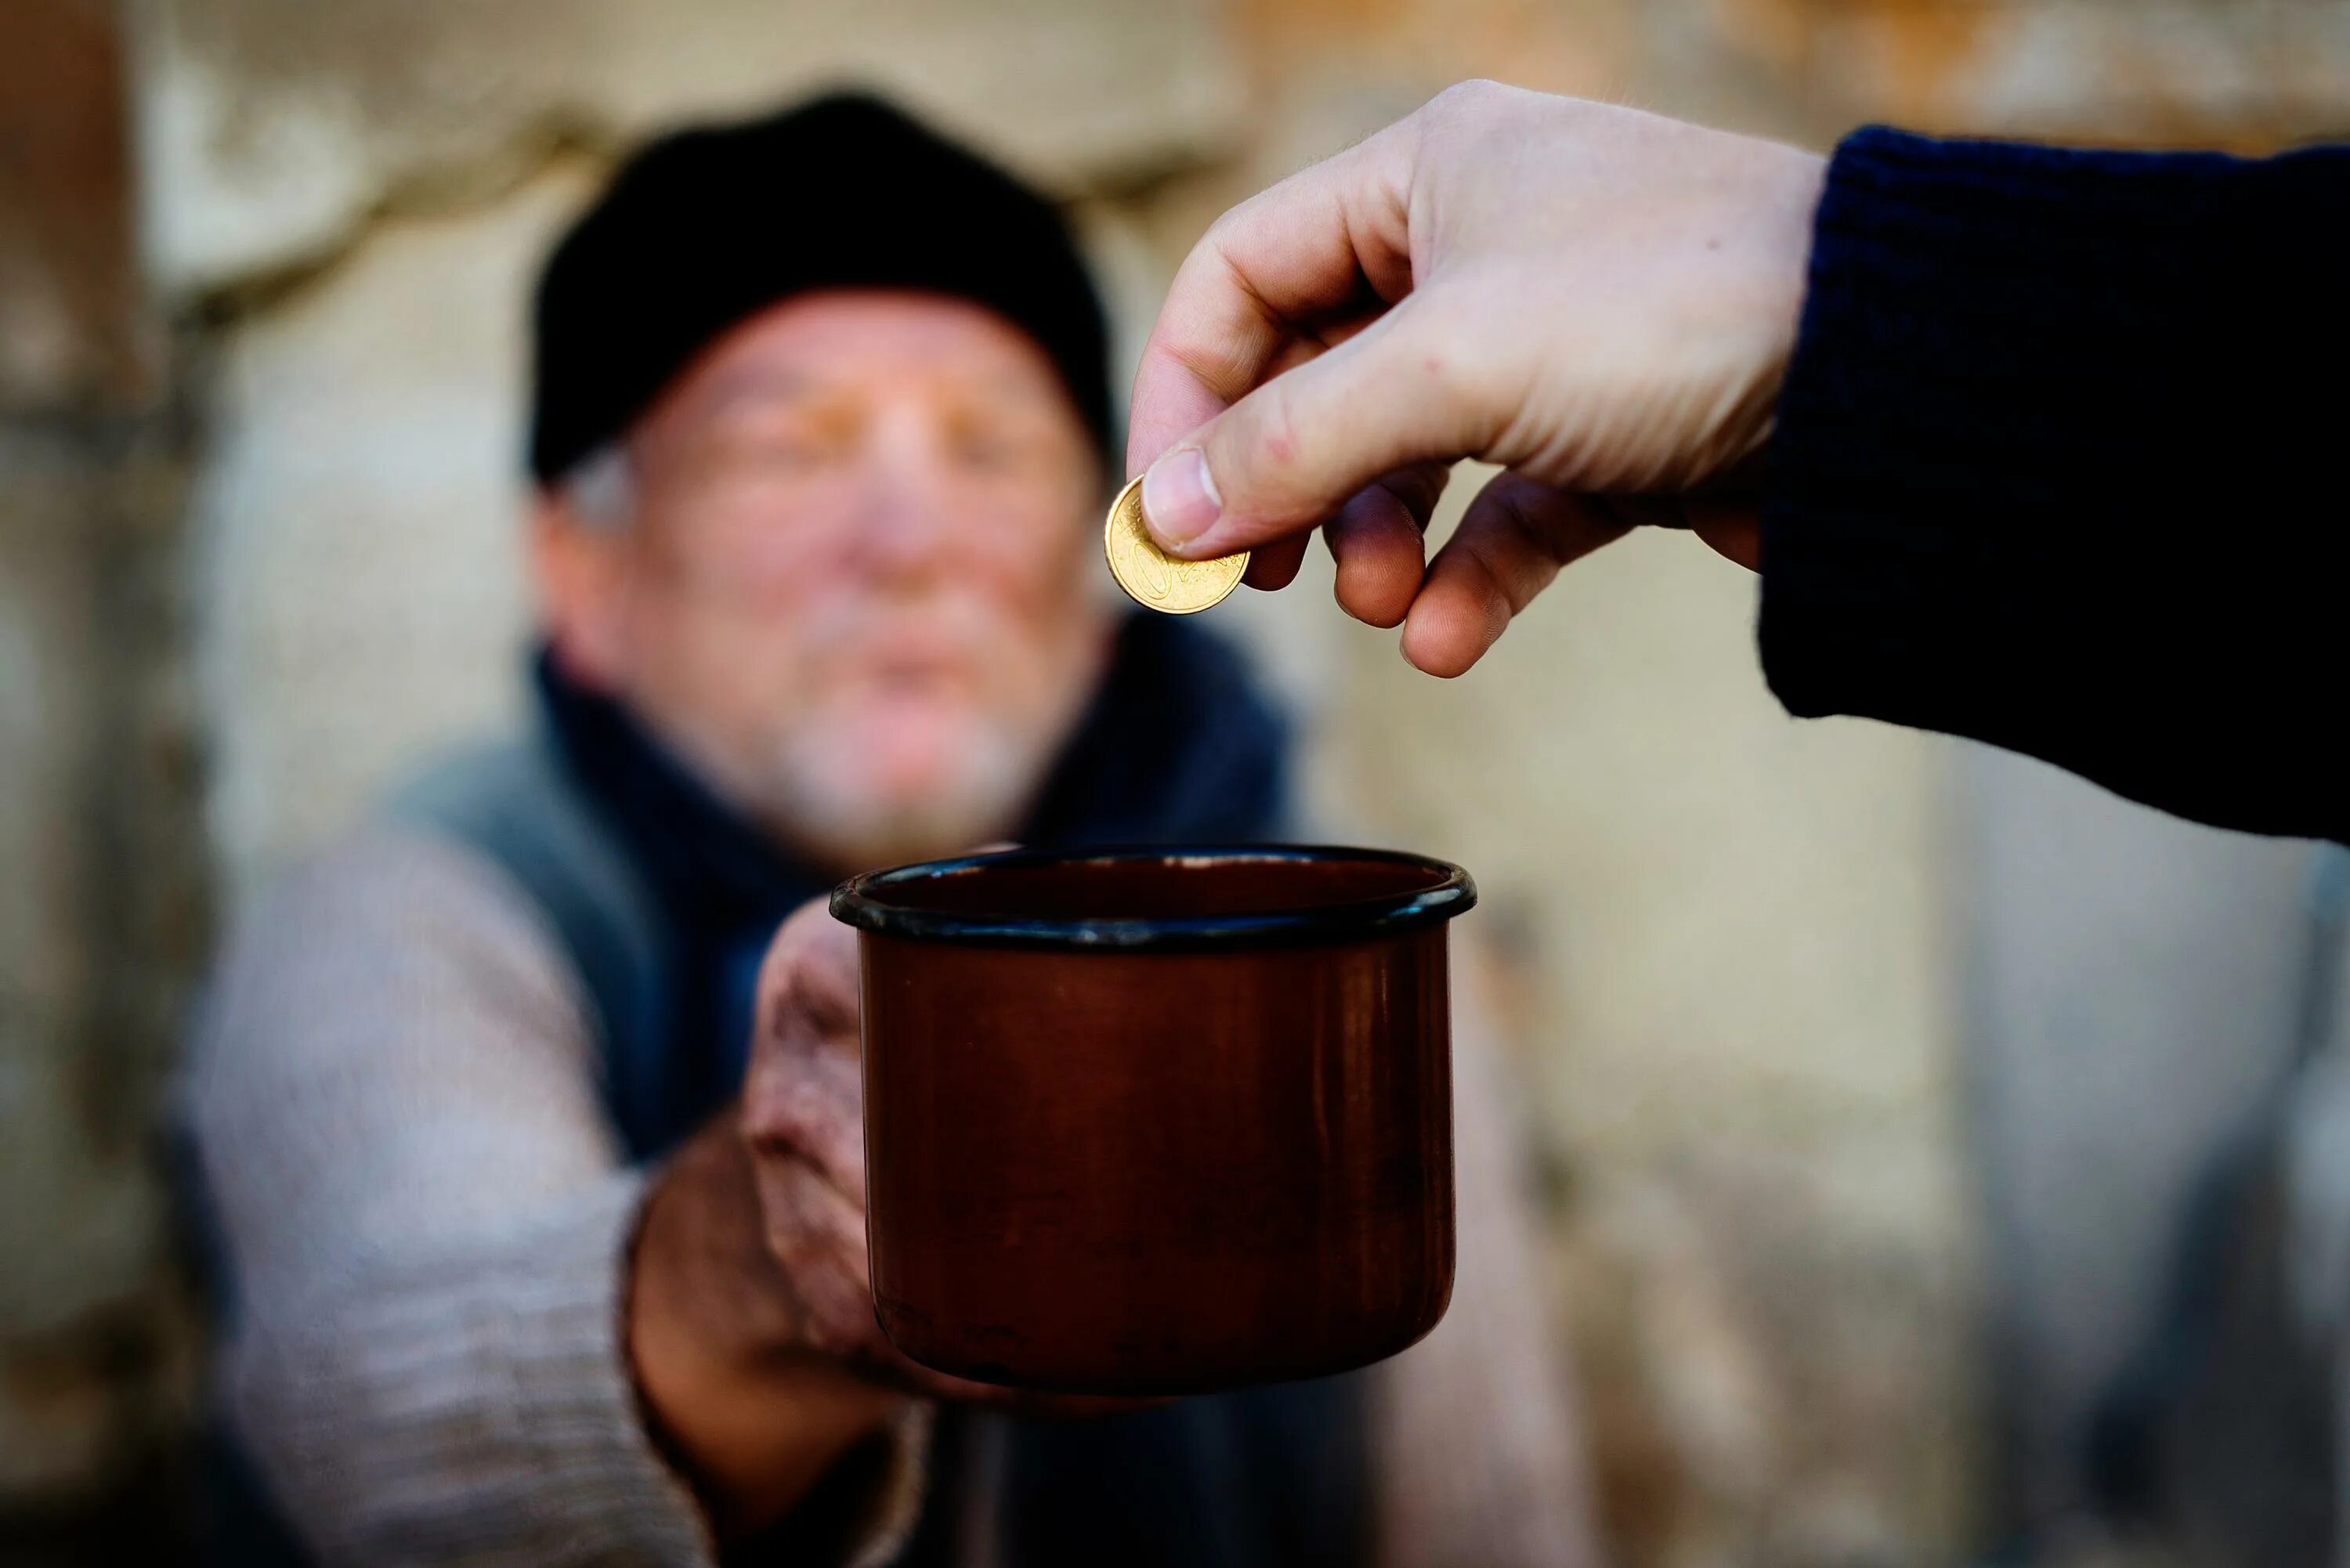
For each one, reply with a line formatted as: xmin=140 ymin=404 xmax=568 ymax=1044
xmin=1759 ymin=126 xmax=2350 ymax=842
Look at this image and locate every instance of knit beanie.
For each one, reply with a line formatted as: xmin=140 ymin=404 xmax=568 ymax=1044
xmin=529 ymin=91 xmax=1114 ymax=483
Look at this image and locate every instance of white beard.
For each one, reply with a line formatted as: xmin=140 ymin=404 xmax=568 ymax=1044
xmin=638 ymin=587 xmax=1110 ymax=876
xmin=747 ymin=702 xmax=1062 ymax=874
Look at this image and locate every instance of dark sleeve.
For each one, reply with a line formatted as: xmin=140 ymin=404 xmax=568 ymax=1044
xmin=1759 ymin=126 xmax=2350 ymax=844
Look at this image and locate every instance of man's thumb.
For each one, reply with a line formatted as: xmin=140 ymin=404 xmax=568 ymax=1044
xmin=1137 ymin=300 xmax=1485 ymax=560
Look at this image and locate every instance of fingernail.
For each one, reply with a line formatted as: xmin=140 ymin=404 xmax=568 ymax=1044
xmin=1141 ymin=447 xmax=1222 ymax=551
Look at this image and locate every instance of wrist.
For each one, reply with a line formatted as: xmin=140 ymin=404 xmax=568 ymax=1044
xmin=1756 ymin=143 xmax=1831 ymax=418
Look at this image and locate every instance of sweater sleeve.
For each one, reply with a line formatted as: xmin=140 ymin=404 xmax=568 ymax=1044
xmin=1759 ymin=127 xmax=2350 ymax=844
xmin=183 ymin=829 xmax=925 ymax=1567
xmin=1366 ymin=944 xmax=1606 ymax=1568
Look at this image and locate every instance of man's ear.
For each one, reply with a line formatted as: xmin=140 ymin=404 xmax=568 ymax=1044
xmin=529 ymin=491 xmax=632 ymax=692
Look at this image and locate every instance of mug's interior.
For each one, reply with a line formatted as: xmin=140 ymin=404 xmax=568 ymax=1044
xmin=873 ymin=852 xmax=1449 ymax=923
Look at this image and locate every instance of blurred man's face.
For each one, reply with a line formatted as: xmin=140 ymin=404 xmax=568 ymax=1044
xmin=533 ymin=291 xmax=1112 ymax=873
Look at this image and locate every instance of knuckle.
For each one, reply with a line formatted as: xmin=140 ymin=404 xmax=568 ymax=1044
xmin=1422 ymin=78 xmax=1517 ymax=135
xmin=771 ymin=1079 xmax=844 ymax=1143
xmin=747 ymin=1060 xmax=832 ymax=1140
xmin=755 ymin=913 xmax=861 ymax=1045
xmin=1236 ymin=380 xmax=1303 ymax=484
xmin=753 ymin=934 xmax=796 ymax=1010
xmin=739 ymin=1080 xmax=794 ymax=1145
xmin=1427 ymin=78 xmax=1500 ymax=116
xmin=1401 ymin=287 xmax=1528 ymax=453
xmin=1201 ymin=201 xmax=1249 ymax=255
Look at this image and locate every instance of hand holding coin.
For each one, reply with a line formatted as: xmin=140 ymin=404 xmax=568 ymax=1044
xmin=1122 ymin=81 xmax=1813 ymax=672
xmin=1103 ymin=475 xmax=1249 ymax=615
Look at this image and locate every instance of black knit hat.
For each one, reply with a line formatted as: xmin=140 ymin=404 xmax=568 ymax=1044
xmin=529 ymin=92 xmax=1114 ymax=484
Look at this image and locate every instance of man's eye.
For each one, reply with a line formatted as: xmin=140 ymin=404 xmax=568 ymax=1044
xmin=749 ymin=435 xmax=841 ymax=472
xmin=956 ymin=432 xmax=1043 ymax=472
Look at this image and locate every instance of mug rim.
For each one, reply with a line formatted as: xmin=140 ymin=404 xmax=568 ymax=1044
xmin=830 ymin=844 xmax=1476 ymax=952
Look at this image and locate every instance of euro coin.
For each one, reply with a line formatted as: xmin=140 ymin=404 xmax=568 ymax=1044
xmin=1102 ymin=475 xmax=1249 ymax=615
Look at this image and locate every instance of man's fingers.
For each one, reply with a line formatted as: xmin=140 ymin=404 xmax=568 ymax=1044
xmin=1125 ymin=126 xmax=1417 ymax=479
xmin=1400 ymin=475 xmax=1632 ymax=677
xmin=1326 ymin=463 xmax=1448 ymax=627
xmin=756 ymin=1159 xmax=1015 ymax=1401
xmin=1687 ymin=501 xmax=1762 ymax=569
xmin=1244 ymin=534 xmax=1311 ymax=592
xmin=1326 ymin=490 xmax=1423 ymax=629
xmin=745 ymin=905 xmax=868 ymax=1186
xmin=753 ymin=1157 xmax=875 ymax=1351
xmin=743 ymin=1048 xmax=866 ymax=1194
xmin=754 ymin=903 xmax=860 ymax=1049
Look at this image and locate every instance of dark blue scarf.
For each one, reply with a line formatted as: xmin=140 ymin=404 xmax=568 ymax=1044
xmin=536 ymin=610 xmax=1295 ymax=1163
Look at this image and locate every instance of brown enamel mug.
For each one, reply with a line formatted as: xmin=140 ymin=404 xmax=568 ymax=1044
xmin=830 ymin=845 xmax=1473 ymax=1395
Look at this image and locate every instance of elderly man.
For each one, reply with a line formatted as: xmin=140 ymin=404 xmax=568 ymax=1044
xmin=186 ymin=95 xmax=1596 ymax=1567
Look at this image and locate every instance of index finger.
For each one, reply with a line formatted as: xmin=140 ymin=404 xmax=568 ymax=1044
xmin=754 ymin=900 xmax=862 ymax=1048
xmin=1124 ymin=119 xmax=1419 ymax=478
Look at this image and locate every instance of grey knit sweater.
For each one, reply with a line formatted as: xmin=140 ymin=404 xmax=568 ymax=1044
xmin=185 ymin=826 xmax=1600 ymax=1566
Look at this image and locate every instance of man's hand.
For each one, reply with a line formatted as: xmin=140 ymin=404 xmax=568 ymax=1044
xmin=739 ymin=903 xmax=1147 ymax=1418
xmin=738 ymin=902 xmax=989 ymax=1396
xmin=739 ymin=904 xmax=884 ymax=1359
xmin=628 ymin=900 xmax=1133 ymax=1538
xmin=626 ymin=902 xmax=962 ymax=1541
xmin=1127 ymin=80 xmax=1822 ymax=676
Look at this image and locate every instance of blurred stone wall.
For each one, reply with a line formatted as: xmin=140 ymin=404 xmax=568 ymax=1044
xmin=1 ymin=2 xmax=204 ymax=1562
xmin=4 ymin=0 xmax=2348 ymax=1563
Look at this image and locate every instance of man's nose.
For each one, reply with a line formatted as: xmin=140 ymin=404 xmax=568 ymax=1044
xmin=848 ymin=422 xmax=954 ymax=579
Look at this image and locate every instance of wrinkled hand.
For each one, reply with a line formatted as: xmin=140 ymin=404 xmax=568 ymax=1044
xmin=1127 ymin=80 xmax=1825 ymax=676
xmin=739 ymin=905 xmax=880 ymax=1357
xmin=738 ymin=901 xmax=972 ymax=1397
xmin=739 ymin=900 xmax=1137 ymax=1416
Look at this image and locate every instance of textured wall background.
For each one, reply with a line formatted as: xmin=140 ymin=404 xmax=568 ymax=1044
xmin=2 ymin=3 xmax=203 ymax=1560
xmin=5 ymin=0 xmax=2348 ymax=1563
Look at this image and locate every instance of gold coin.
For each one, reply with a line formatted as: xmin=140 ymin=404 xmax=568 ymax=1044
xmin=1102 ymin=475 xmax=1249 ymax=615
